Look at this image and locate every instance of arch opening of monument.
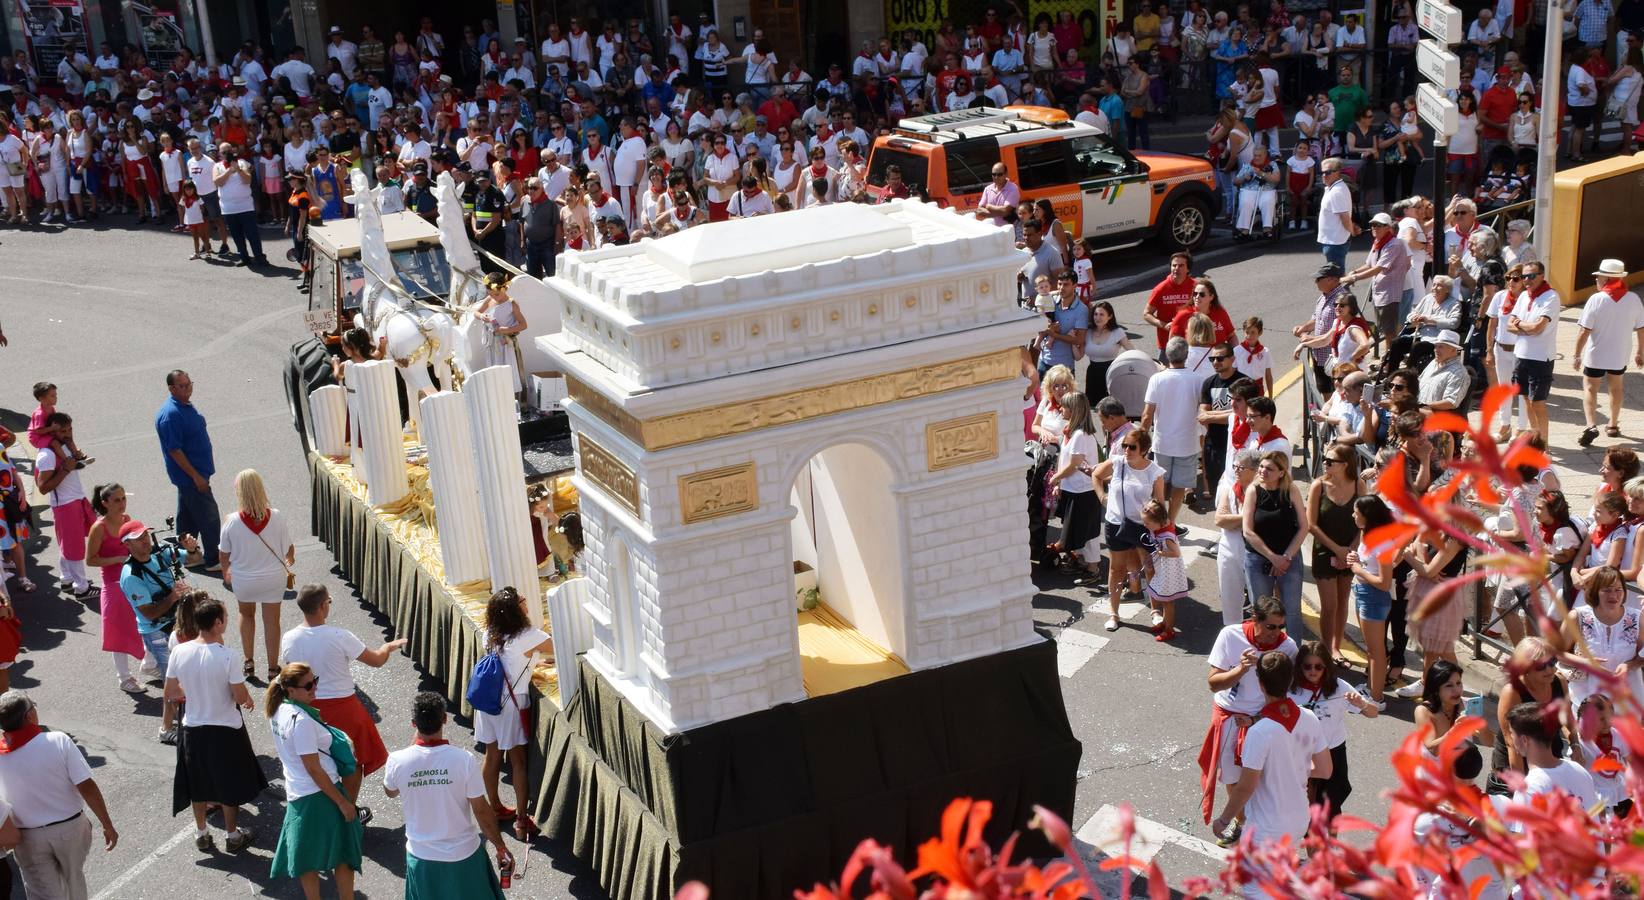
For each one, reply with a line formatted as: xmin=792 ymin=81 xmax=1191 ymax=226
xmin=787 ymin=441 xmax=911 ymax=697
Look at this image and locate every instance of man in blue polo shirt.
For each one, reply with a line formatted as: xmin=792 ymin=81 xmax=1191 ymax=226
xmin=154 ymin=369 xmax=219 ymax=571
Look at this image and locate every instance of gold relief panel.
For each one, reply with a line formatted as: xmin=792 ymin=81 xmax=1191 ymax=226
xmin=566 ymin=348 xmax=1022 ymax=451
xmin=926 ymin=413 xmax=999 ymax=471
xmin=579 ymin=437 xmax=641 ymax=518
xmin=678 ymin=463 xmax=759 ymax=525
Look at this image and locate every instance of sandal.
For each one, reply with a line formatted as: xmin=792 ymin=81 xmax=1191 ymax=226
xmin=514 ymin=812 xmax=539 ymax=841
xmin=1579 ymin=425 xmax=1600 ymax=447
xmin=243 ymin=659 xmax=255 ymax=679
xmin=1607 ymin=425 xmax=1622 ymax=438
xmin=266 ymin=667 xmax=280 ymax=682
xmin=14 ymin=578 xmax=34 ymax=593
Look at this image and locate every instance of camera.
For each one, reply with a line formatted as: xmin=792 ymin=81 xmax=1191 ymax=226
xmin=154 ymin=516 xmax=188 ymax=581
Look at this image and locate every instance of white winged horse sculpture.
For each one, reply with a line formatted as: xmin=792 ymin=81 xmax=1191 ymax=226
xmin=435 ymin=171 xmax=515 ymax=387
xmin=350 ymin=168 xmax=458 ymax=429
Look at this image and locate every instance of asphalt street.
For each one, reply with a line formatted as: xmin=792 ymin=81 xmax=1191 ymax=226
xmin=0 ymin=205 xmax=1405 ymax=898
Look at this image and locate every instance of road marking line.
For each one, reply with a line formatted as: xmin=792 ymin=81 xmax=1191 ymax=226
xmin=0 ymin=274 xmax=147 ymax=296
xmin=90 ymin=824 xmax=198 ymax=900
xmin=1056 ymin=628 xmax=1109 ymax=678
xmin=1076 ymin=802 xmax=1231 ymax=866
xmin=91 ymin=798 xmax=272 ymax=900
xmin=1273 ymin=361 xmax=1304 ymax=397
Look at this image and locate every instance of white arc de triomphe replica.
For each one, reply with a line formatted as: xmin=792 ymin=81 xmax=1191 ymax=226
xmin=541 ymin=200 xmax=1046 ymax=733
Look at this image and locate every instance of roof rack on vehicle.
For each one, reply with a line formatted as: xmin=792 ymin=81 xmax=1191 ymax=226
xmin=894 ymin=107 xmax=1020 ymax=133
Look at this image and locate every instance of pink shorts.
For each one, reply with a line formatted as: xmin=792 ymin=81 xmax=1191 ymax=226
xmin=52 ymin=497 xmax=93 ymax=562
xmin=263 ymin=177 xmax=282 ymax=195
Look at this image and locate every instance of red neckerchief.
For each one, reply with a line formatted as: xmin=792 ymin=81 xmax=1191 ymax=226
xmin=1455 ymin=219 xmax=1477 ymax=243
xmin=239 ymin=510 xmax=270 ymax=534
xmin=1297 ymin=676 xmax=1324 ymax=696
xmin=1233 ymin=479 xmax=1248 ymax=506
xmin=1372 ymin=230 xmax=1393 ymax=252
xmin=808 ymin=161 xmax=830 ymax=177
xmin=649 ymin=185 xmax=665 ymax=197
xmin=713 ymin=147 xmax=730 ymax=159
xmin=1603 ymin=278 xmax=1629 ymax=302
xmin=1230 ymin=412 xmax=1251 ymax=449
xmin=1528 ymin=280 xmax=1553 ymax=300
xmin=1256 ymin=425 xmax=1286 ymax=446
xmin=1239 ymin=338 xmax=1265 ymax=363
xmin=1591 ymin=517 xmax=1623 ymax=548
xmin=1539 ymin=520 xmax=1558 ymax=547
xmin=1260 ymin=697 xmax=1302 ymax=732
xmin=673 ymin=204 xmax=692 ymax=220
xmin=1329 ymin=315 xmax=1370 ymax=349
xmin=0 ymin=722 xmax=42 ymax=754
xmin=1243 ymin=619 xmax=1287 ymax=652
xmin=593 ymin=191 xmax=610 ymax=206
xmin=413 ymin=735 xmax=448 ymax=746
xmin=859 ymin=50 xmax=873 ymax=61
xmin=741 ymin=187 xmax=760 ymax=199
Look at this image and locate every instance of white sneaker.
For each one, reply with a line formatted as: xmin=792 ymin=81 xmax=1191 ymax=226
xmin=1150 ymin=609 xmax=1165 ymax=628
xmin=1104 ymin=617 xmax=1120 ymax=632
xmin=139 ymin=660 xmax=162 ymax=680
xmin=1391 ymin=680 xmax=1425 ymax=699
xmin=1355 ymin=685 xmax=1387 ymax=711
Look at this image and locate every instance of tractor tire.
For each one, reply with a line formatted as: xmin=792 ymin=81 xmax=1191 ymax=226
xmin=286 ymin=338 xmax=338 ymax=455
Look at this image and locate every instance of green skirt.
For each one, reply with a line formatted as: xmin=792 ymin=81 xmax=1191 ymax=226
xmin=405 ymin=845 xmax=504 ymax=900
xmin=269 ymin=784 xmax=364 ymax=879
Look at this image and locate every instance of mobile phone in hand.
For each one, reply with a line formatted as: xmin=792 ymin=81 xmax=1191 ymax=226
xmin=1463 ymin=695 xmax=1484 ymax=719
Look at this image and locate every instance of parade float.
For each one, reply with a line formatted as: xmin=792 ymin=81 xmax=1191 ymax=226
xmin=294 ymin=174 xmax=1079 ymax=899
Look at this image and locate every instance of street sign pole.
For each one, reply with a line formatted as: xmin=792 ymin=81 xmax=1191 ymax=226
xmin=1534 ymin=0 xmax=1564 ymax=240
xmin=1417 ymin=0 xmax=1462 ymax=264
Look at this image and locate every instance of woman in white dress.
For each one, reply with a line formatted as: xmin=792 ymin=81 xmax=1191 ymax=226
xmin=476 ymin=587 xmax=553 ymax=840
xmin=220 ymin=469 xmax=295 ymax=682
xmin=1558 ymin=567 xmax=1644 ymax=706
xmin=473 ymin=272 xmax=530 ymax=395
xmin=1214 ymin=450 xmax=1262 ymax=626
xmin=1604 ymin=48 xmax=1642 ymax=156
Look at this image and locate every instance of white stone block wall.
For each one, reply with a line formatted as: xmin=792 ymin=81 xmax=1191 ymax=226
xmin=565 ymin=376 xmax=1038 ymax=732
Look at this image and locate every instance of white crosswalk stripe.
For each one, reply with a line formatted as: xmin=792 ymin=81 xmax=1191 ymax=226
xmin=1056 ymin=627 xmax=1109 ymax=678
xmin=1077 ymin=802 xmax=1231 ymax=865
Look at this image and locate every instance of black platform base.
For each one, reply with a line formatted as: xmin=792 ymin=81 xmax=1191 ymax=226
xmin=535 ymin=643 xmax=1081 ymax=900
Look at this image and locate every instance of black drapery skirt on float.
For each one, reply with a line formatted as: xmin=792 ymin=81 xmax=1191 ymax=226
xmin=173 ymin=723 xmax=270 ymax=814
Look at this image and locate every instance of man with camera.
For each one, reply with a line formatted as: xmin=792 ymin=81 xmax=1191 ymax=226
xmin=213 ymin=141 xmax=268 ymax=267
xmin=120 ymin=520 xmax=197 ymax=744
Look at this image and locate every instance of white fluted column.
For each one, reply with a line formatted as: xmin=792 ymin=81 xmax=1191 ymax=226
xmin=544 ymin=578 xmax=593 ymax=702
xmin=418 ymin=391 xmax=490 ymax=585
xmin=464 ymin=365 xmax=542 ymax=627
xmin=308 ymin=385 xmax=349 ymax=457
xmin=352 ymin=360 xmax=410 ymax=505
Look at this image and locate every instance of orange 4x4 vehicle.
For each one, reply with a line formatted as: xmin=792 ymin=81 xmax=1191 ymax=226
xmin=865 ymin=105 xmax=1218 ymax=252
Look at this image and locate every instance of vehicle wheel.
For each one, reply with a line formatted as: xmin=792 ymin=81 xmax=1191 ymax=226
xmin=287 ymin=338 xmax=339 ymax=455
xmin=1161 ymin=195 xmax=1211 ymax=251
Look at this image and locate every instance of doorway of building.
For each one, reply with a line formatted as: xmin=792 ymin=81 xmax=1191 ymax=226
xmin=788 ymin=443 xmax=910 ymax=697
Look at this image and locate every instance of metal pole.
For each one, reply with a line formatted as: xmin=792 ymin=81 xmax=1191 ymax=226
xmin=1533 ymin=0 xmax=1563 ymax=234
xmin=193 ymin=0 xmax=217 ymax=69
xmin=1433 ymin=137 xmax=1447 ymax=259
